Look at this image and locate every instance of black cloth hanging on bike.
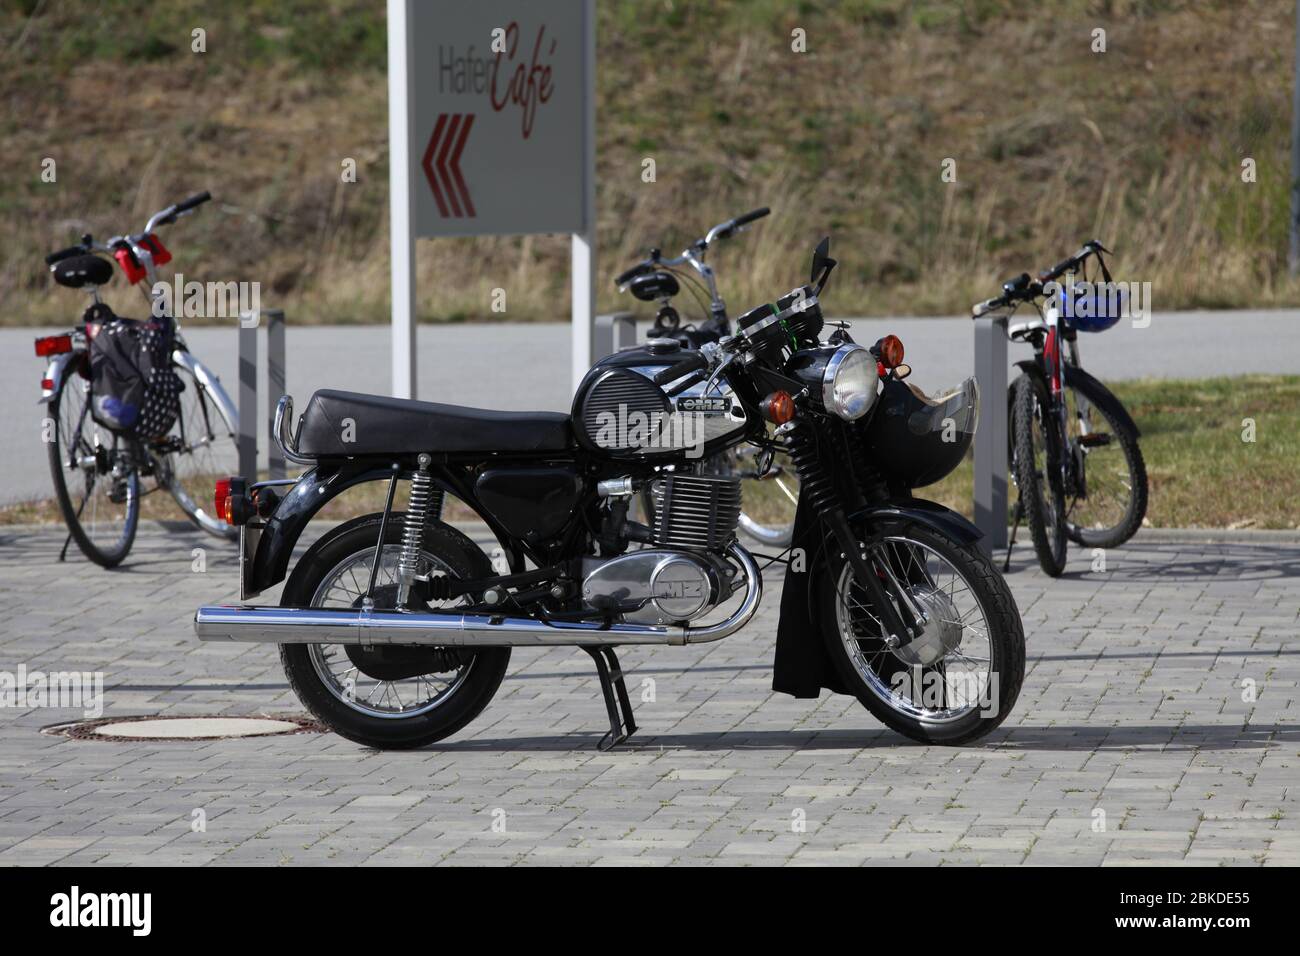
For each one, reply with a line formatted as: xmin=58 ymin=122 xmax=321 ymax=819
xmin=772 ymin=494 xmax=853 ymax=699
xmin=87 ymin=306 xmax=183 ymax=440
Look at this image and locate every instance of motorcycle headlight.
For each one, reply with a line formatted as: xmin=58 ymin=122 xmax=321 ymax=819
xmin=822 ymin=345 xmax=877 ymax=420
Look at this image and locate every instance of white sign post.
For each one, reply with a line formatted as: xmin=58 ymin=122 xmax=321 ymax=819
xmin=387 ymin=0 xmax=596 ymax=399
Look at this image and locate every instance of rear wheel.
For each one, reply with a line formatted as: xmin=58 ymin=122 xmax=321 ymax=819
xmin=155 ymin=358 xmax=238 ymax=540
xmin=1012 ymin=373 xmax=1067 ymax=576
xmin=46 ymin=368 xmax=139 ymax=567
xmin=279 ymin=514 xmax=510 ymax=749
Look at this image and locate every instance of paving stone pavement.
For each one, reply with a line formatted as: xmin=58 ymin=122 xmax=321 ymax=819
xmin=0 ymin=521 xmax=1296 ymax=866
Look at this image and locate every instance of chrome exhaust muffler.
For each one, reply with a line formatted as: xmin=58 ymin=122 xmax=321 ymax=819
xmin=195 ymin=544 xmax=762 ymax=648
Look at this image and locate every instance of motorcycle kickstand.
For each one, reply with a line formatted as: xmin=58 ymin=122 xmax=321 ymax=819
xmin=1003 ymin=498 xmax=1024 ymax=573
xmin=582 ymin=645 xmax=637 ymax=751
xmin=58 ymin=531 xmax=73 ymax=562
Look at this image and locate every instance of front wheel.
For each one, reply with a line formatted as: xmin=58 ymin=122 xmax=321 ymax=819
xmin=819 ymin=523 xmax=1025 ymax=745
xmin=1012 ymin=372 xmax=1067 ymax=576
xmin=279 ymin=513 xmax=510 ymax=749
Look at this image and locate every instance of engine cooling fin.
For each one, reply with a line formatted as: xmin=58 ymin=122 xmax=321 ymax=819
xmin=651 ymin=474 xmax=742 ymax=550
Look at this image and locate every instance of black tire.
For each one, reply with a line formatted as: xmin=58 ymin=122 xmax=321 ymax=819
xmin=1062 ymin=375 xmax=1148 ymax=548
xmin=1012 ymin=373 xmax=1067 ymax=576
xmin=818 ymin=522 xmax=1025 ymax=745
xmin=46 ymin=368 xmax=139 ymax=568
xmin=279 ymin=513 xmax=510 ymax=749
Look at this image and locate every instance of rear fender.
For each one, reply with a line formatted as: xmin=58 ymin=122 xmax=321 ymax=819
xmin=247 ymin=462 xmax=524 ymax=595
xmin=39 ymin=351 xmax=81 ymax=403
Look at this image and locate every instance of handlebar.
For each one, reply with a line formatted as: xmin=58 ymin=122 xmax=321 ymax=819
xmin=706 ymin=206 xmax=769 ymax=244
xmin=1038 ymin=239 xmax=1109 ymax=282
xmin=45 ymin=191 xmax=211 ymax=268
xmin=973 ymin=240 xmax=1111 ymax=317
xmin=652 ymin=352 xmax=710 ymax=385
xmin=614 ymin=206 xmax=769 ymax=288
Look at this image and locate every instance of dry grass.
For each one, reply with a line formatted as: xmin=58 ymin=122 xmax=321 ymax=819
xmin=0 ymin=0 xmax=1296 ymax=329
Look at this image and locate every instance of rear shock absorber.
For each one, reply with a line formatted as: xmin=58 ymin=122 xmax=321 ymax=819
xmin=397 ymin=453 xmax=433 ymax=607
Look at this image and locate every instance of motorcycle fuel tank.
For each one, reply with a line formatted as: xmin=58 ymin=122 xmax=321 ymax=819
xmin=571 ymin=344 xmax=747 ymax=460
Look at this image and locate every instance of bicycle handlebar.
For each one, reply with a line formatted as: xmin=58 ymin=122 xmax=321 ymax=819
xmin=615 ymin=206 xmax=769 ymax=287
xmin=707 ymin=206 xmax=770 ymax=244
xmin=45 ymin=191 xmax=211 ymax=267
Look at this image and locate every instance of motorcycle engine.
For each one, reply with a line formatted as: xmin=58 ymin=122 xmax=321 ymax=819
xmin=581 ymin=550 xmax=734 ymax=625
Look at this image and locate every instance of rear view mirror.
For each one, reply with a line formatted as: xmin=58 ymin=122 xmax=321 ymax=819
xmin=810 ymin=237 xmax=837 ymax=294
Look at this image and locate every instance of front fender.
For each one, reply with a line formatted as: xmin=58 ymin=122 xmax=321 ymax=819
xmin=847 ymin=498 xmax=983 ymax=545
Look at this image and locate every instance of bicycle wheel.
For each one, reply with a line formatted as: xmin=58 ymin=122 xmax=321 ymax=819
xmin=1011 ymin=373 xmax=1067 ymax=576
xmin=45 ymin=368 xmax=140 ymax=567
xmin=154 ymin=358 xmax=239 ymax=539
xmin=735 ymin=445 xmax=799 ymax=547
xmin=1062 ymin=377 xmax=1147 ymax=548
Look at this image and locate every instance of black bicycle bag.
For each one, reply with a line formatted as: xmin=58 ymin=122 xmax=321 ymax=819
xmin=87 ymin=305 xmax=183 ymax=440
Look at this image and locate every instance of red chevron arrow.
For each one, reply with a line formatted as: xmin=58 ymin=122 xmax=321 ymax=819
xmin=422 ymin=113 xmax=475 ymax=218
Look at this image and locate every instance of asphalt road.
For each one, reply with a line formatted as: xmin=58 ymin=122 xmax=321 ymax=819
xmin=3 ymin=309 xmax=1297 ymax=505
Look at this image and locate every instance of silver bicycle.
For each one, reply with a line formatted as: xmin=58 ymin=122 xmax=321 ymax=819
xmin=36 ymin=192 xmax=240 ymax=567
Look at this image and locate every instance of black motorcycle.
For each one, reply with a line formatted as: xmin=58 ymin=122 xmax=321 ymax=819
xmin=195 ymin=239 xmax=1024 ymax=750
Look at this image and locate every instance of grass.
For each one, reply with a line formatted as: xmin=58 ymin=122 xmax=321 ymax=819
xmin=918 ymin=375 xmax=1300 ymax=530
xmin=1 ymin=1 xmax=1297 ymax=327
xmin=5 ymin=375 xmax=1297 ymax=531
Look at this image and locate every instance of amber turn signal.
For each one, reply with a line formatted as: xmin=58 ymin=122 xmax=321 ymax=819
xmin=760 ymin=390 xmax=796 ymax=425
xmin=877 ymin=334 xmax=904 ymax=368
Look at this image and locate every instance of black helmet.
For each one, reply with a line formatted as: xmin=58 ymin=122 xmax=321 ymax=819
xmin=860 ymin=376 xmax=979 ymax=489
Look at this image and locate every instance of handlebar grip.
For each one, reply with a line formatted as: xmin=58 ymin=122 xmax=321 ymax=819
xmin=615 ymin=263 xmax=650 ymax=286
xmin=175 ymin=191 xmax=211 ymax=214
xmin=652 ymin=353 xmax=709 ymax=385
xmin=1039 ymin=255 xmax=1078 ymax=282
xmin=733 ymin=207 xmax=770 ymax=227
xmin=45 ymin=245 xmax=86 ymax=266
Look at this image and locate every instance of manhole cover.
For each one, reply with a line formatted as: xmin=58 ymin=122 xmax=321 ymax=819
xmin=43 ymin=714 xmax=323 ymax=741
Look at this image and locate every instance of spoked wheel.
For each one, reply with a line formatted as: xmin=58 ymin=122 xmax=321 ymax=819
xmin=1011 ymin=373 xmax=1067 ymax=576
xmin=154 ymin=358 xmax=239 ymax=539
xmin=820 ymin=523 xmax=1024 ymax=745
xmin=1061 ymin=377 xmax=1147 ymax=548
xmin=279 ymin=514 xmax=510 ymax=749
xmin=46 ymin=369 xmax=140 ymax=567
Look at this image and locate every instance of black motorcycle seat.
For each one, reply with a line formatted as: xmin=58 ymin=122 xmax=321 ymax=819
xmin=296 ymin=389 xmax=572 ymax=456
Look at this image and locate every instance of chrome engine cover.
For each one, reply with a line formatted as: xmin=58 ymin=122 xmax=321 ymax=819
xmin=582 ymin=550 xmax=729 ymax=625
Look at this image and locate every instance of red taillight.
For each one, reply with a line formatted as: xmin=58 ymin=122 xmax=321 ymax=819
xmin=877 ymin=334 xmax=904 ymax=368
xmin=34 ymin=334 xmax=72 ymax=357
xmin=760 ymin=390 xmax=796 ymax=425
xmin=40 ymin=378 xmax=54 ymax=391
xmin=214 ymin=478 xmax=232 ymax=524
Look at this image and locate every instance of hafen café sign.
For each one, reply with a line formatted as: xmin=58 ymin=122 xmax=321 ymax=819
xmin=407 ymin=0 xmax=589 ymax=237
